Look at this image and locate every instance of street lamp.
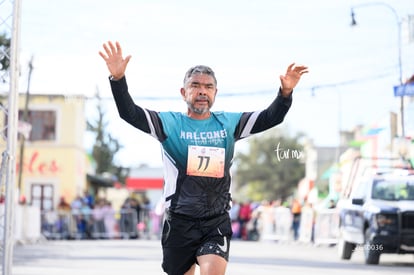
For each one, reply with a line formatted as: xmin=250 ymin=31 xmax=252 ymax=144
xmin=350 ymin=2 xmax=405 ymax=137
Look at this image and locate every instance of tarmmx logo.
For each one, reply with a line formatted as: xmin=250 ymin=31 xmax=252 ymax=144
xmin=274 ymin=142 xmax=303 ymax=162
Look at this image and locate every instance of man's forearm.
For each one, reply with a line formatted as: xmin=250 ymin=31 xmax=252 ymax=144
xmin=109 ymin=76 xmax=151 ymax=133
xmin=250 ymin=88 xmax=292 ymax=133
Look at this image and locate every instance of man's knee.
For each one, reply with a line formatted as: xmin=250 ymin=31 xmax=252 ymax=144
xmin=197 ymin=254 xmax=227 ymax=275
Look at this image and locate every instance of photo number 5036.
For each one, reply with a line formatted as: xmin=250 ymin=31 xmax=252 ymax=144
xmin=353 ymin=244 xmax=384 ymax=252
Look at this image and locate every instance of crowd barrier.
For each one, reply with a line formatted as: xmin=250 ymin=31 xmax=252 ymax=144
xmin=1 ymin=204 xmax=340 ymax=244
xmin=0 ymin=204 xmax=41 ymax=243
xmin=313 ymin=208 xmax=340 ymax=245
xmin=298 ymin=207 xmax=314 ymax=243
xmin=41 ymin=208 xmax=163 ymax=240
xmin=256 ymin=206 xmax=339 ymax=244
xmin=259 ymin=207 xmax=293 ymax=241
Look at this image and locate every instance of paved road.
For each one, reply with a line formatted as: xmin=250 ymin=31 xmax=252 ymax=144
xmin=9 ymin=239 xmax=414 ymax=275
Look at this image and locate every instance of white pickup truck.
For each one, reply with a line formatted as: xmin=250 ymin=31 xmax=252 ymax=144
xmin=337 ymin=171 xmax=414 ymax=264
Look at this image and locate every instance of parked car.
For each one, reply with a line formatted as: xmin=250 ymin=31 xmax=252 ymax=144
xmin=337 ymin=170 xmax=414 ymax=264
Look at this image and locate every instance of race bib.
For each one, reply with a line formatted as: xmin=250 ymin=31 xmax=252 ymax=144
xmin=187 ymin=145 xmax=225 ymax=178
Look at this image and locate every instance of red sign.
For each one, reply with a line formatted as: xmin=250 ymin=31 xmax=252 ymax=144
xmin=17 ymin=151 xmax=60 ymax=175
xmin=126 ymin=178 xmax=163 ymax=190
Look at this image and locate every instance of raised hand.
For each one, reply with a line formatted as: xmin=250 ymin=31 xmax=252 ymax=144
xmin=99 ymin=41 xmax=131 ymax=80
xmin=279 ymin=63 xmax=308 ymax=97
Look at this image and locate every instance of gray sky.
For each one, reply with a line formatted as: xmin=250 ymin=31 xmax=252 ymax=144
xmin=11 ymin=0 xmax=414 ymax=167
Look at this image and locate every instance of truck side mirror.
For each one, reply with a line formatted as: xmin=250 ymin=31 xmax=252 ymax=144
xmin=352 ymin=198 xmax=364 ymax=205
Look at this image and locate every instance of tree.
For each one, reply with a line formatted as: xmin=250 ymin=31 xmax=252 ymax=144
xmin=234 ymin=128 xmax=305 ymax=202
xmin=87 ymin=90 xmax=129 ymax=184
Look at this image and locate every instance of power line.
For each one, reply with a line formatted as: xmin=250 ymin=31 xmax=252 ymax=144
xmin=87 ymin=70 xmax=400 ymax=101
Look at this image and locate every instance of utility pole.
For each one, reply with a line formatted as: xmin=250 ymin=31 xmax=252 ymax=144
xmin=17 ymin=55 xmax=34 ymax=195
xmin=351 ymin=2 xmax=405 ymax=137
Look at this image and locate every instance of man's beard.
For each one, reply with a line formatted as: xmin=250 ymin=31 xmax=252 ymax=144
xmin=187 ymin=96 xmax=212 ymax=115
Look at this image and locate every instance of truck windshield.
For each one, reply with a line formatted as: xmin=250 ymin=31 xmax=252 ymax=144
xmin=372 ymin=179 xmax=414 ymax=201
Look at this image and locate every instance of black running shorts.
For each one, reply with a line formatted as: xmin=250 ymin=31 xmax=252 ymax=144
xmin=161 ymin=211 xmax=232 ymax=275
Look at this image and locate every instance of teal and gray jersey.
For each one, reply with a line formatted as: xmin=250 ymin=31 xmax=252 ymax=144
xmin=110 ymin=76 xmax=292 ymax=218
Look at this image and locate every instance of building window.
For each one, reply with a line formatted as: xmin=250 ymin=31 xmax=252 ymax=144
xmin=19 ymin=110 xmax=56 ymax=141
xmin=31 ymin=183 xmax=54 ymax=211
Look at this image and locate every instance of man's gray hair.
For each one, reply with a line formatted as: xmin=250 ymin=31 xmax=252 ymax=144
xmin=183 ymin=65 xmax=217 ymax=86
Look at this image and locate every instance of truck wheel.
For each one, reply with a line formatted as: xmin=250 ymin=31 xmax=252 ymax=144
xmin=337 ymin=238 xmax=354 ymax=260
xmin=364 ymin=229 xmax=380 ymax=265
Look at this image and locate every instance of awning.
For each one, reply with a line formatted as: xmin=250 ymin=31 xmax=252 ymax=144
xmin=86 ymin=173 xmax=115 ymax=188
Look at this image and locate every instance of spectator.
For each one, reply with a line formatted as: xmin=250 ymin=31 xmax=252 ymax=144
xmin=83 ymin=190 xmax=95 ymax=209
xmin=238 ymin=202 xmax=252 ymax=240
xmin=120 ymin=197 xmax=139 ymax=239
xmin=103 ymin=200 xmax=117 ymax=239
xmin=56 ymin=196 xmax=72 ymax=239
xmin=18 ymin=195 xmax=26 ymax=205
xmin=92 ymin=199 xmax=106 ymax=239
xmin=327 ymin=199 xmax=336 ymax=209
xmin=291 ymin=198 xmax=302 ymax=241
xmin=229 ymin=200 xmax=241 ymax=238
